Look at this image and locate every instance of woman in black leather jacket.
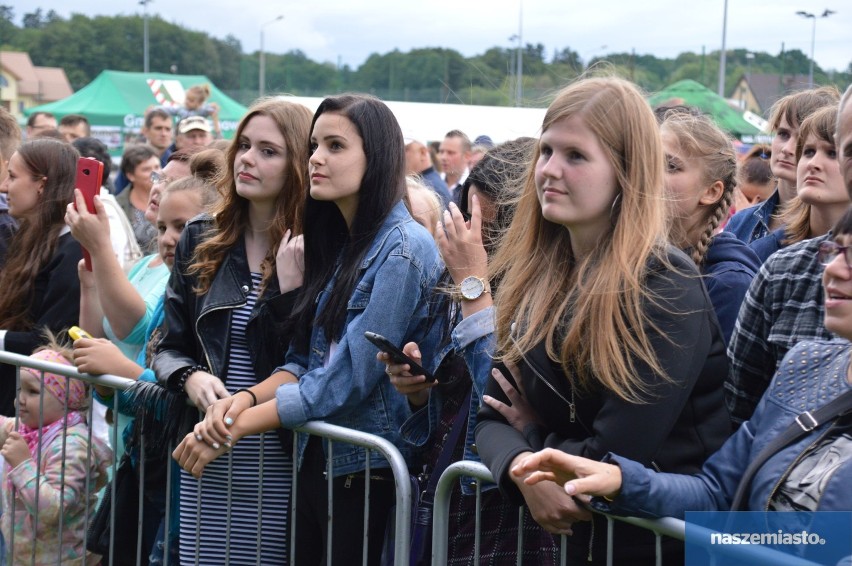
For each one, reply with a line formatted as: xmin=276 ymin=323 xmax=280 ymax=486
xmin=152 ymin=99 xmax=313 ymax=564
xmin=474 ymin=77 xmax=731 ymax=565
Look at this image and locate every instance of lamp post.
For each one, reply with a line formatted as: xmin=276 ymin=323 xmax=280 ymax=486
xmin=718 ymin=0 xmax=728 ymax=97
xmin=796 ymin=9 xmax=835 ymax=88
xmin=515 ymin=0 xmax=523 ymax=107
xmin=259 ymin=15 xmax=284 ymax=98
xmin=139 ymin=0 xmax=153 ymax=73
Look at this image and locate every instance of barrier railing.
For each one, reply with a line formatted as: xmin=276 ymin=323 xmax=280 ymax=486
xmin=431 ymin=460 xmax=824 ymax=566
xmin=0 ymin=350 xmax=412 ymax=566
xmin=1 ymin=350 xmax=828 ymax=566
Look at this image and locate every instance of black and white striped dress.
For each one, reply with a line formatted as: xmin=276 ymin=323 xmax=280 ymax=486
xmin=179 ymin=273 xmax=292 ymax=565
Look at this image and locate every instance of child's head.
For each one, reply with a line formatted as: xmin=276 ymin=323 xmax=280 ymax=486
xmin=157 ymin=177 xmax=218 ymax=269
xmin=737 ymin=144 xmax=774 ymax=205
xmin=658 ymin=108 xmax=737 ymax=264
xmin=185 ymin=84 xmax=211 ymax=110
xmin=19 ymin=341 xmax=86 ymax=429
xmin=404 ymin=177 xmax=442 ymax=238
xmin=768 ymin=86 xmax=839 ymax=185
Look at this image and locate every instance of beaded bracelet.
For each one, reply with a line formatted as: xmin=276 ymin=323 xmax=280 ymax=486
xmin=176 ymin=365 xmax=208 ymax=392
xmin=234 ymin=388 xmax=258 ymax=407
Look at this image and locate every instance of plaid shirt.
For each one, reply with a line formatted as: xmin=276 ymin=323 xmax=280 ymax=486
xmin=725 ymin=233 xmax=847 ymax=425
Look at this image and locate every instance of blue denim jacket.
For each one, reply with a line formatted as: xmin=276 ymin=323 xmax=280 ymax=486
xmin=594 ymin=340 xmax=852 ymax=518
xmin=723 ymin=190 xmax=779 ymax=243
xmin=275 ymin=201 xmax=443 ymax=476
xmin=399 ymin=305 xmax=496 ymax=495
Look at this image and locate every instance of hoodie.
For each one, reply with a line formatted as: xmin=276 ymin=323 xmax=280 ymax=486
xmin=702 ymin=231 xmax=762 ymax=344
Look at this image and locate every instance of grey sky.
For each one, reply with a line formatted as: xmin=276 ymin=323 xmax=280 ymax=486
xmin=11 ymin=1 xmax=852 ymax=72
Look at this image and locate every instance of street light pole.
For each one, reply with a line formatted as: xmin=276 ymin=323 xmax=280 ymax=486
xmin=140 ymin=0 xmax=153 ymax=73
xmin=796 ymin=9 xmax=836 ymax=88
xmin=718 ymin=0 xmax=728 ymax=97
xmin=259 ymin=15 xmax=284 ymax=98
xmin=515 ymin=0 xmax=523 ymax=107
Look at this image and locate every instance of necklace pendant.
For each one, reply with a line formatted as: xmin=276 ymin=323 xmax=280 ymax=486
xmin=569 ymin=403 xmax=576 ymax=423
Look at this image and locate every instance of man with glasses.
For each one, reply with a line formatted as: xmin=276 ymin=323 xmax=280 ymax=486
xmin=726 ymin=91 xmax=852 ymax=427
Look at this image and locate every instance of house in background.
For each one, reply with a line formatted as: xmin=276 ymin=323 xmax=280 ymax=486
xmin=729 ymin=73 xmax=811 ymax=117
xmin=0 ymin=51 xmax=72 ymax=119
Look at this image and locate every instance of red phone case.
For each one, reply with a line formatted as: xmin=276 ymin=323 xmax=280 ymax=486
xmin=74 ymin=157 xmax=104 ymax=271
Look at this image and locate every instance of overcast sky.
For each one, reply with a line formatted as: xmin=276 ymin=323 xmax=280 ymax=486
xmin=11 ymin=1 xmax=852 ymax=73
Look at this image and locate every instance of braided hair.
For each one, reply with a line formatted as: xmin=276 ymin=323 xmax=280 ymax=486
xmin=658 ymin=109 xmax=737 ymax=265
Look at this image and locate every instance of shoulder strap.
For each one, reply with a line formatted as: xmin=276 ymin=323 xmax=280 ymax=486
xmin=730 ymin=389 xmax=852 ymax=510
xmin=424 ymin=388 xmax=473 ymax=497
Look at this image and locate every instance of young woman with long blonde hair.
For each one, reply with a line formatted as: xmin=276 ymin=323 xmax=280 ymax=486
xmin=475 ymin=77 xmax=731 ymax=565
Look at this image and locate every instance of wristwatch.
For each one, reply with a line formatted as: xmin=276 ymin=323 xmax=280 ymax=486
xmin=459 ymin=276 xmax=491 ymax=301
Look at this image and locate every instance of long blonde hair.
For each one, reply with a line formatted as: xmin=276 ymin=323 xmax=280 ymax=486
xmin=492 ymin=77 xmax=672 ymax=403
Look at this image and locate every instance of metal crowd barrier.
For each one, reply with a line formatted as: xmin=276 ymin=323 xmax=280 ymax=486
xmin=0 ymin=349 xmax=828 ymax=566
xmin=0 ymin=350 xmax=412 ymax=566
xmin=431 ymin=460 xmax=824 ymax=566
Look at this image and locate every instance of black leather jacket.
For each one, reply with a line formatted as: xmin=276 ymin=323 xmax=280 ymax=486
xmin=153 ymin=215 xmax=295 ymax=390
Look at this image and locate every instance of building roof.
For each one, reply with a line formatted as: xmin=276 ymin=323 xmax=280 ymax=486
xmin=0 ymin=51 xmax=72 ymax=101
xmin=32 ymin=67 xmax=72 ymax=101
xmin=0 ymin=51 xmax=38 ymax=94
xmin=740 ymin=73 xmax=811 ymax=117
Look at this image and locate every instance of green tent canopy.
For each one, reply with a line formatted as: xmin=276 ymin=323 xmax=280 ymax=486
xmin=24 ymin=70 xmax=248 ymax=155
xmin=648 ymin=79 xmax=766 ymax=142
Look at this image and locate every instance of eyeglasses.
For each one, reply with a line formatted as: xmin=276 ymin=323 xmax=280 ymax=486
xmin=150 ymin=171 xmax=171 ymax=184
xmin=818 ymin=241 xmax=852 ymax=269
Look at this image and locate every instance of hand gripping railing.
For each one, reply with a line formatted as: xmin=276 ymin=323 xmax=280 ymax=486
xmin=431 ymin=460 xmax=824 ymax=566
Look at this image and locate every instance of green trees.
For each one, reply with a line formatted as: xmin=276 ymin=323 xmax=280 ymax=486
xmin=7 ymin=7 xmax=851 ymax=108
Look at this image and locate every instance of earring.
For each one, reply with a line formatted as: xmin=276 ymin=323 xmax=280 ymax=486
xmin=609 ymin=193 xmax=622 ymax=223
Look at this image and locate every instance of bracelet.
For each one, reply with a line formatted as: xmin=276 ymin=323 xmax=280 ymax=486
xmin=234 ymin=388 xmax=257 ymax=407
xmin=176 ymin=365 xmax=208 ymax=392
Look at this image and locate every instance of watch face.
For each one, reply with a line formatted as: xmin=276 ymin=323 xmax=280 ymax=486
xmin=460 ymin=276 xmax=484 ymax=300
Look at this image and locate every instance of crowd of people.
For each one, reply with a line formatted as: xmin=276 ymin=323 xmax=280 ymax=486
xmin=0 ymin=75 xmax=849 ymax=565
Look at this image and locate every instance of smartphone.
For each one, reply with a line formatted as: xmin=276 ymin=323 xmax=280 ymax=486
xmin=364 ymin=331 xmax=435 ymax=382
xmin=68 ymin=326 xmax=93 ymax=341
xmin=74 ymin=157 xmax=104 ymax=271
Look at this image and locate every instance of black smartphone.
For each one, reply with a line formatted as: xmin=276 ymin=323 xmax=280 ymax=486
xmin=364 ymin=331 xmax=435 ymax=382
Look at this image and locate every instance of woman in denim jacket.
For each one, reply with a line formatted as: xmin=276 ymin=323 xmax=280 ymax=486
xmin=175 ymin=94 xmax=443 ymax=564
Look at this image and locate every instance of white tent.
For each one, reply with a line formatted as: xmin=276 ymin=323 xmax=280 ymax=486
xmin=278 ymin=95 xmax=546 ymax=144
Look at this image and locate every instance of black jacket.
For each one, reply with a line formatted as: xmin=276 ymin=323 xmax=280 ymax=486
xmin=0 ymin=230 xmax=82 ymax=416
xmin=153 ymin=215 xmax=295 ymax=391
xmin=475 ymin=247 xmax=732 ymax=564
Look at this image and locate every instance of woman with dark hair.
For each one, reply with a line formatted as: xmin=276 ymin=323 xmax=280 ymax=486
xmin=153 ymin=98 xmax=313 ymax=564
xmin=116 ymin=144 xmax=161 ymax=252
xmin=175 ymin=93 xmax=443 ymax=564
xmin=0 ymin=138 xmax=81 ymax=416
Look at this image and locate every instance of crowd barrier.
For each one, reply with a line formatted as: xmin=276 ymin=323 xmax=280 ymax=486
xmin=0 ymin=350 xmax=828 ymax=566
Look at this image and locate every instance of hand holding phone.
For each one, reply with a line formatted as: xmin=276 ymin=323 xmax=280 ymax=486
xmin=68 ymin=326 xmax=94 ymax=341
xmin=364 ymin=331 xmax=435 ymax=382
xmin=74 ymin=157 xmax=104 ymax=271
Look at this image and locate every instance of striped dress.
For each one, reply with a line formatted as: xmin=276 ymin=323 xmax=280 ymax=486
xmin=179 ymin=273 xmax=292 ymax=565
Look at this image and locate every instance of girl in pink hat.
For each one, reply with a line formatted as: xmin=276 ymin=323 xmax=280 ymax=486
xmin=0 ymin=337 xmax=111 ymax=565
